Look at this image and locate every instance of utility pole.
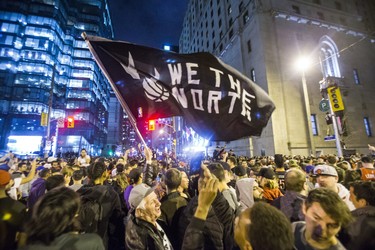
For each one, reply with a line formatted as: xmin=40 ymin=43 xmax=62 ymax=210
xmin=44 ymin=64 xmax=55 ymax=159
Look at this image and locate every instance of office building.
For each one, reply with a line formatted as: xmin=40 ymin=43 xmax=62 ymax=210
xmin=0 ymin=0 xmax=113 ymax=156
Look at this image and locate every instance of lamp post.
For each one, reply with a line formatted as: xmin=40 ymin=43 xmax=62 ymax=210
xmin=296 ymin=57 xmax=315 ymax=156
xmin=44 ymin=64 xmax=56 ymax=158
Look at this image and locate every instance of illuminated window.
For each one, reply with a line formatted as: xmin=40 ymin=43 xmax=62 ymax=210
xmin=1 ymin=23 xmax=19 ymax=33
xmin=353 ymin=69 xmax=360 ymax=85
xmin=251 ymin=68 xmax=256 ymax=82
xmin=311 ymin=114 xmax=318 ymax=135
xmin=364 ymin=117 xmax=372 ymax=137
xmin=319 ymin=36 xmax=341 ymax=78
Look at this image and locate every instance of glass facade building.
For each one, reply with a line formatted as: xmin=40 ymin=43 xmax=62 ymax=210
xmin=0 ymin=0 xmax=114 ymax=156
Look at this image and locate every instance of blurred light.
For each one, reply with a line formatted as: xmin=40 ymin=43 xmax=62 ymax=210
xmin=295 ymin=56 xmax=311 ymax=71
xmin=163 ymin=45 xmax=171 ymax=51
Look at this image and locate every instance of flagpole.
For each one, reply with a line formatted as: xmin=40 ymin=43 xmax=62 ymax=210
xmin=81 ymin=32 xmax=147 ymax=146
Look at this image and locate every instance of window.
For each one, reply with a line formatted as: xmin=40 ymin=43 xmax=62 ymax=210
xmin=243 ymin=11 xmax=249 ymax=24
xmin=319 ymin=36 xmax=341 ymax=77
xmin=292 ymin=5 xmax=300 ymax=14
xmin=317 ymin=12 xmax=324 ymax=20
xmin=250 ymin=68 xmax=256 ymax=82
xmin=219 ymin=19 xmax=222 ymax=27
xmin=229 ymin=29 xmax=233 ymax=39
xmin=239 ymin=2 xmax=244 ymax=13
xmin=247 ymin=40 xmax=252 ymax=53
xmin=313 ymin=0 xmax=321 ymax=4
xmin=228 ymin=6 xmax=232 ymax=14
xmin=353 ymin=69 xmax=360 ymax=84
xmin=339 ymin=17 xmax=347 ymax=26
xmin=334 ymin=1 xmax=342 ymax=10
xmin=364 ymin=117 xmax=372 ymax=136
xmin=218 ymin=7 xmax=221 ymax=15
xmin=311 ymin=114 xmax=318 ymax=135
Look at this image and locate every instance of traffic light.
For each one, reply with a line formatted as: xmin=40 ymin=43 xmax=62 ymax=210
xmin=148 ymin=119 xmax=155 ymax=131
xmin=67 ymin=116 xmax=75 ymax=128
xmin=327 ymin=87 xmax=344 ymax=112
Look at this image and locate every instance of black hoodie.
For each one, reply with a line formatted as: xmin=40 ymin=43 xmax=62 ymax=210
xmin=77 ymin=184 xmax=122 ymax=249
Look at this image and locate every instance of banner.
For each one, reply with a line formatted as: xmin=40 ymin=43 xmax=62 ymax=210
xmin=41 ymin=112 xmax=48 ymax=127
xmin=84 ymin=35 xmax=275 ymax=141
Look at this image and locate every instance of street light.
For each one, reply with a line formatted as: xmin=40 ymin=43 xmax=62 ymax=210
xmin=295 ymin=56 xmax=316 ymax=156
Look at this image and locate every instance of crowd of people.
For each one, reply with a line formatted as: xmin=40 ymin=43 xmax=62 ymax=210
xmin=0 ymin=145 xmax=375 ymax=250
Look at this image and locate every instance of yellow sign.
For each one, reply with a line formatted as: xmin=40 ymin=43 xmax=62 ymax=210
xmin=41 ymin=112 xmax=48 ymax=126
xmin=327 ymin=87 xmax=344 ymax=112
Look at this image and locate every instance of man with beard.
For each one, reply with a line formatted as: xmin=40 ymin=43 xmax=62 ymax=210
xmin=293 ymin=188 xmax=352 ymax=250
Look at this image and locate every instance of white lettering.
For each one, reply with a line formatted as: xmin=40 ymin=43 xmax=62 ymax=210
xmin=191 ymin=89 xmax=204 ymax=111
xmin=168 ymin=63 xmax=182 ymax=86
xmin=172 ymin=87 xmax=188 ymax=108
xmin=207 ymin=91 xmax=222 ymax=114
xmin=209 ymin=67 xmax=224 ymax=87
xmin=186 ymin=63 xmax=200 ymax=85
xmin=241 ymin=89 xmax=256 ymax=121
xmin=228 ymin=74 xmax=241 ymax=113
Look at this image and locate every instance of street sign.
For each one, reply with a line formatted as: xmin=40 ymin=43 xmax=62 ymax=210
xmin=324 ymin=135 xmax=336 ymax=141
xmin=57 ymin=117 xmax=65 ymax=128
xmin=319 ymin=99 xmax=330 ymax=112
xmin=41 ymin=112 xmax=48 ymax=126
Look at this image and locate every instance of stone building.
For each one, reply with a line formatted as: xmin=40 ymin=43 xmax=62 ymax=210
xmin=179 ymin=0 xmax=375 ymax=156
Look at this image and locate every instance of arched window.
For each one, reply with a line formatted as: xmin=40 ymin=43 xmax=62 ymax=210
xmin=319 ymin=36 xmax=341 ymax=77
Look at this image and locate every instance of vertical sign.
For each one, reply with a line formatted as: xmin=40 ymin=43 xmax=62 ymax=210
xmin=57 ymin=117 xmax=65 ymax=128
xmin=41 ymin=112 xmax=48 ymax=126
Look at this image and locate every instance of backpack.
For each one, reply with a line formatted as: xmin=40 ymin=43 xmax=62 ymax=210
xmin=78 ymin=189 xmax=108 ymax=234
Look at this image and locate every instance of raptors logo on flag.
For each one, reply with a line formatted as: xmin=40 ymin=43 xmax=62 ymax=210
xmin=84 ymin=34 xmax=275 ymax=141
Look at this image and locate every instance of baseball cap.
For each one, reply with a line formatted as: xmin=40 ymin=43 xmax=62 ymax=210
xmin=0 ymin=170 xmax=11 ymax=186
xmin=257 ymin=167 xmax=276 ymax=179
xmin=313 ymin=165 xmax=338 ymax=177
xmin=128 ymin=183 xmax=155 ymax=209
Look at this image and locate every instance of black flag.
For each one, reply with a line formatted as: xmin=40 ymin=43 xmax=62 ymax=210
xmin=84 ymin=35 xmax=275 ymax=141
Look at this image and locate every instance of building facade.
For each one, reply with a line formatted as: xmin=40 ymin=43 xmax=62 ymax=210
xmin=180 ymin=0 xmax=375 ymax=156
xmin=0 ymin=0 xmax=113 ymax=156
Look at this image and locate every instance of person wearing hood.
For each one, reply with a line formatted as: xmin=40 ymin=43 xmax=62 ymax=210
xmin=234 ymin=165 xmax=263 ymax=212
xmin=77 ymin=161 xmax=122 ymax=249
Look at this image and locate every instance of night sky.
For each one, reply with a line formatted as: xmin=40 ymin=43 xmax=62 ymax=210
xmin=108 ymin=0 xmax=189 ymax=49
